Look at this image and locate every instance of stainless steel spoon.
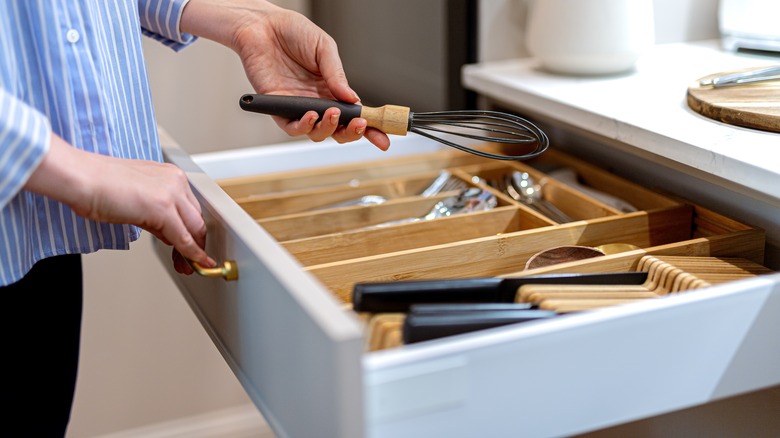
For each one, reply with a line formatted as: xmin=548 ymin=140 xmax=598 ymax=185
xmin=506 ymin=171 xmax=573 ymax=223
xmin=481 ymin=171 xmax=572 ymax=223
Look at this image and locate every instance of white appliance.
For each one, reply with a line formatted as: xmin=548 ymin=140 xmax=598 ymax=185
xmin=719 ymin=0 xmax=780 ymax=52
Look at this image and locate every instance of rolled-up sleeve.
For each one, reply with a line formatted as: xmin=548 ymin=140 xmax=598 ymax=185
xmin=0 ymin=88 xmax=51 ymax=209
xmin=138 ymin=0 xmax=197 ymax=51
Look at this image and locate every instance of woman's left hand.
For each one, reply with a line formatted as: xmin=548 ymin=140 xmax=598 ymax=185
xmin=181 ymin=0 xmax=390 ymax=150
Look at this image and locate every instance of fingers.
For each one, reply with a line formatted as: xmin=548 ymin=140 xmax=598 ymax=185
xmin=331 ymin=118 xmax=366 ymax=144
xmin=169 ymin=183 xmax=215 ymax=270
xmin=172 ymin=249 xmax=193 ymax=275
xmin=363 ymin=128 xmax=391 ymax=151
xmin=315 ymin=36 xmax=360 ymax=104
xmin=306 ymin=108 xmax=343 ymax=142
xmin=273 ymin=106 xmax=391 ymax=151
xmin=155 ymin=199 xmax=213 ymax=275
xmin=275 ymin=107 xmax=361 ymax=143
xmin=151 ymin=166 xmax=214 ymax=274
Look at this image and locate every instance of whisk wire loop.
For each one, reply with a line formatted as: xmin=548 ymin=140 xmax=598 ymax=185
xmin=410 ymin=110 xmax=549 ymax=160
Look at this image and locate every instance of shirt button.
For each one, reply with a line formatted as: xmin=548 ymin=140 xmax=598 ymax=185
xmin=66 ymin=29 xmax=80 ymax=43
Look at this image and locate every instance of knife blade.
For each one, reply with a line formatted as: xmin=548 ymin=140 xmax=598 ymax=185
xmin=352 ymin=271 xmax=648 ymax=312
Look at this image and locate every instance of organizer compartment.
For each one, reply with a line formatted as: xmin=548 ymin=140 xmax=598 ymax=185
xmin=214 ymin=146 xmax=768 ymax=307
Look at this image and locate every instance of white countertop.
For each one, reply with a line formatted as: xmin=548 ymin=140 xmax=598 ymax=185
xmin=462 ymin=41 xmax=780 ymax=204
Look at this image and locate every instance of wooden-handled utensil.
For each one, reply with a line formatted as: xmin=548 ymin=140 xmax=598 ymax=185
xmin=239 ymin=94 xmax=549 ymax=161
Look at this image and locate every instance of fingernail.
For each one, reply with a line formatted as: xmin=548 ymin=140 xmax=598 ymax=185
xmin=330 ymin=112 xmax=340 ymax=124
xmin=356 ymin=126 xmax=365 ymax=136
xmin=349 ymin=88 xmax=360 ymax=102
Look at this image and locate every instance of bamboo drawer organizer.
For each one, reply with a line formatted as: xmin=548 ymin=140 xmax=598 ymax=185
xmin=216 ymin=146 xmax=770 ymax=350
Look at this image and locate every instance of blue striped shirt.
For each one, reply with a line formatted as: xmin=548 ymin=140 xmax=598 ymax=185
xmin=0 ymin=0 xmax=196 ymax=285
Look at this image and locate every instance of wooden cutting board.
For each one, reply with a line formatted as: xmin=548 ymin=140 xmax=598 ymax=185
xmin=687 ymin=66 xmax=780 ymax=133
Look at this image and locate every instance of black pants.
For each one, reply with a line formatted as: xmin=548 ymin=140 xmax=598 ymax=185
xmin=1 ymin=254 xmax=83 ymax=437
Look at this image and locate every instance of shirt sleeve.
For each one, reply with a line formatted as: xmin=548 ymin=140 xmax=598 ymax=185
xmin=0 ymin=87 xmax=51 ymax=209
xmin=138 ymin=0 xmax=198 ymax=52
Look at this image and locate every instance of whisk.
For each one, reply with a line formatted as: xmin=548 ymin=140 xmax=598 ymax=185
xmin=239 ymin=94 xmax=549 ymax=161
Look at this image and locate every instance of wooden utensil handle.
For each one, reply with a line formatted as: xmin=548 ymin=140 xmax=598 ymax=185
xmin=239 ymin=94 xmax=410 ymax=135
xmin=360 ymin=104 xmax=410 ymax=135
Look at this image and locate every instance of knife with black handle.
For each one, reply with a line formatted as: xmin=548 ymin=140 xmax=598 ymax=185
xmin=352 ymin=271 xmax=648 ymax=312
xmin=403 ymin=307 xmax=558 ymax=344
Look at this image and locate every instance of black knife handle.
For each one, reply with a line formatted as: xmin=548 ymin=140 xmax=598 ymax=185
xmin=352 ymin=272 xmax=648 ymax=313
xmin=409 ymin=303 xmax=535 ymax=313
xmin=239 ymin=94 xmax=362 ymax=125
xmin=352 ymin=278 xmax=506 ymax=313
xmin=403 ymin=310 xmax=558 ymax=344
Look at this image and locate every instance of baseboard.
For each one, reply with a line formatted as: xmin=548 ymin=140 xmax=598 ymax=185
xmin=91 ymin=404 xmax=275 ymax=438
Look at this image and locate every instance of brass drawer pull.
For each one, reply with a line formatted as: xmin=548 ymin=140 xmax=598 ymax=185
xmin=188 ymin=259 xmax=239 ymax=281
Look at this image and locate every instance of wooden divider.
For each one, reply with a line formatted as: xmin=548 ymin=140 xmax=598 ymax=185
xmin=217 ymin=149 xmax=488 ymax=199
xmin=306 ymin=206 xmax=695 ymax=302
xmin=282 ymin=208 xmax=547 ymax=266
xmin=214 ymin=145 xmax=770 ymax=332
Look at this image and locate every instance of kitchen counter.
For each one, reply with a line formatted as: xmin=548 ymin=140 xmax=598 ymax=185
xmin=462 ymin=40 xmax=780 ymax=205
xmin=460 ymin=40 xmax=780 ymax=435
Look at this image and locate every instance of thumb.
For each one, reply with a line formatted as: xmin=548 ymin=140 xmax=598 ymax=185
xmin=318 ymin=39 xmax=360 ymax=103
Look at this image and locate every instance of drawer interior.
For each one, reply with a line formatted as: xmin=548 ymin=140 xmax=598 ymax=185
xmin=215 ymin=146 xmax=771 ymax=350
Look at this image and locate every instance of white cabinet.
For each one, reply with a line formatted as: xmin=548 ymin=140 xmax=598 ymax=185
xmin=156 ymin=114 xmax=780 ymax=437
xmin=158 ymin=41 xmax=780 ymax=437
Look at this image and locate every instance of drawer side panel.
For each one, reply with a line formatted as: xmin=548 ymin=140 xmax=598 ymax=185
xmin=159 ymin=144 xmax=366 ymax=438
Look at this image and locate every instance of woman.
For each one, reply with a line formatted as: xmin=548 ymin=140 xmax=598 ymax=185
xmin=0 ymin=1 xmax=389 ymax=434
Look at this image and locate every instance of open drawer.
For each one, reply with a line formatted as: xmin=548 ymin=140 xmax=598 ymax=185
xmin=155 ymin=131 xmax=780 ymax=438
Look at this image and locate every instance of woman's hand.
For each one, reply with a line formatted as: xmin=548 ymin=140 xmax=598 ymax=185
xmin=180 ymin=0 xmax=390 ymax=150
xmin=24 ymin=135 xmax=215 ymax=275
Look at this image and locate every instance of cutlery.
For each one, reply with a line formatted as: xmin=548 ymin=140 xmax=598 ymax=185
xmin=368 ymin=187 xmax=496 ymax=228
xmin=352 ymin=271 xmax=649 ymax=312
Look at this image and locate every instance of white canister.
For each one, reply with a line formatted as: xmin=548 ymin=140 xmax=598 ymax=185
xmin=525 ymin=0 xmax=655 ymax=75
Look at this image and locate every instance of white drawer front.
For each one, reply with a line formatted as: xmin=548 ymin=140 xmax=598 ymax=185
xmin=364 ymin=275 xmax=780 ymax=438
xmin=159 ymin=134 xmax=780 ymax=438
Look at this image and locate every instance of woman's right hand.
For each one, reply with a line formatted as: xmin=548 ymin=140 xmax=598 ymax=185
xmin=24 ymin=134 xmax=215 ymax=274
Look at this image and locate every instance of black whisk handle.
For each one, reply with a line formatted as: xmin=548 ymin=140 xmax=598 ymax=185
xmin=239 ymin=94 xmax=363 ymax=126
xmin=240 ymin=94 xmax=411 ymax=135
